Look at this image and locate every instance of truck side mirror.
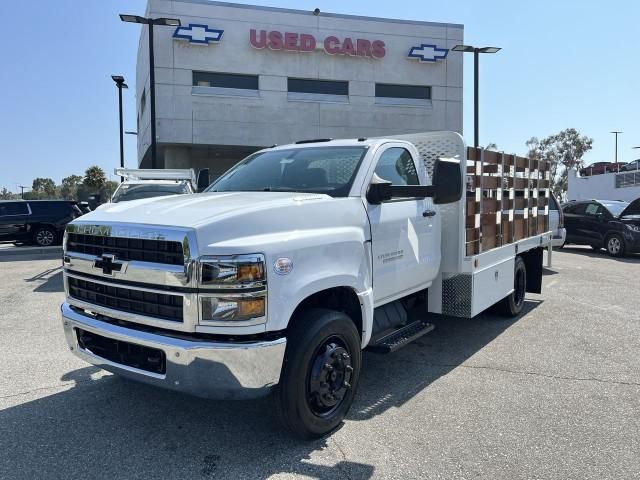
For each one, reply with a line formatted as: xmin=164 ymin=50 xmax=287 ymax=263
xmin=196 ymin=168 xmax=210 ymax=193
xmin=432 ymin=158 xmax=462 ymax=204
xmin=366 ymin=174 xmax=393 ymax=204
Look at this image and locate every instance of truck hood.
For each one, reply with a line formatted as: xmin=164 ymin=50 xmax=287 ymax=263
xmin=74 ymin=192 xmax=369 ymax=253
xmin=86 ymin=192 xmax=337 ymax=227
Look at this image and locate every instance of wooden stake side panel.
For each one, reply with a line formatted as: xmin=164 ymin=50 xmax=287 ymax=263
xmin=465 ymin=147 xmax=550 ymax=255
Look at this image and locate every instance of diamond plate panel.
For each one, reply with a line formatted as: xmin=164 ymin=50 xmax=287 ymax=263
xmin=442 ymin=274 xmax=473 ymax=318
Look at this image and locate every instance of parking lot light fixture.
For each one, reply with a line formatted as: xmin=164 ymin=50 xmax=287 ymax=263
xmin=452 ymin=44 xmax=502 ymax=148
xmin=111 ymin=75 xmax=128 ymax=182
xmin=119 ymin=14 xmax=181 ymax=168
xmin=611 ymin=131 xmax=622 ymax=164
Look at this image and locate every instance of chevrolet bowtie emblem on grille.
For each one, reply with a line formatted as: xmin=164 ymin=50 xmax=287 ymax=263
xmin=93 ymin=254 xmax=127 ymax=276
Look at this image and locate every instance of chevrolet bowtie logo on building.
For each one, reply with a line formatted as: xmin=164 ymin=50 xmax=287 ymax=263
xmin=93 ymin=254 xmax=127 ymax=276
xmin=173 ymin=24 xmax=224 ymax=45
xmin=408 ymin=44 xmax=449 ymax=63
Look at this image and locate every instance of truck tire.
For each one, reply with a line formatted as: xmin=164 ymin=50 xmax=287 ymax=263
xmin=497 ymin=256 xmax=526 ymax=317
xmin=276 ymin=308 xmax=361 ymax=439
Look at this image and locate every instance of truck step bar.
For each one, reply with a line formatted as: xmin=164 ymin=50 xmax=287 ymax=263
xmin=366 ymin=320 xmax=435 ymax=354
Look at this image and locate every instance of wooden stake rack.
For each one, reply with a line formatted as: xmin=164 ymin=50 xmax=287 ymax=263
xmin=465 ymin=147 xmax=551 ymax=256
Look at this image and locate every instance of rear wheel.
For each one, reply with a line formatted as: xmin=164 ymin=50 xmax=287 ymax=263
xmin=33 ymin=227 xmax=56 ymax=246
xmin=605 ymin=233 xmax=625 ymax=257
xmin=497 ymin=256 xmax=527 ymax=317
xmin=275 ymin=308 xmax=361 ymax=439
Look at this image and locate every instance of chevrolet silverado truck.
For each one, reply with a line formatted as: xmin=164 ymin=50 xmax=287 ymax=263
xmin=61 ymin=132 xmax=552 ymax=438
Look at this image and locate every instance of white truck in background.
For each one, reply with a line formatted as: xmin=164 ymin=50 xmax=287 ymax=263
xmin=110 ymin=168 xmax=210 ymax=203
xmin=60 ymin=132 xmax=552 ymax=438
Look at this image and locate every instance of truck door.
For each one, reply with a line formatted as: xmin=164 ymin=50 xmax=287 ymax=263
xmin=366 ymin=145 xmax=441 ymax=305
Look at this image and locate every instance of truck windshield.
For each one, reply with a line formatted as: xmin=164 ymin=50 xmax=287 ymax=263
xmin=207 ymin=146 xmax=368 ymax=197
xmin=111 ymin=183 xmax=190 ymax=203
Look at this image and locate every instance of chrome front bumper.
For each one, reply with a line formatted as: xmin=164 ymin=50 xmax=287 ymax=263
xmin=61 ymin=302 xmax=286 ymax=399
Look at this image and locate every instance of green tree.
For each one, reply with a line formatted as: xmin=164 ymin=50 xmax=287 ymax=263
xmin=485 ymin=142 xmax=498 ymax=151
xmin=60 ymin=174 xmax=84 ymax=200
xmin=0 ymin=187 xmax=17 ymax=200
xmin=83 ymin=166 xmax=107 ymax=193
xmin=101 ymin=180 xmax=119 ymax=200
xmin=527 ymin=128 xmax=593 ymax=199
xmin=32 ymin=177 xmax=57 ymax=198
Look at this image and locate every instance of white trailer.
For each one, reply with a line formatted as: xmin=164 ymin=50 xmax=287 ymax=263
xmin=60 ymin=132 xmax=551 ymax=438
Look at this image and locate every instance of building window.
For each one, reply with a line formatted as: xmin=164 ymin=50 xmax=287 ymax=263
xmin=375 ymin=83 xmax=431 ymax=100
xmin=288 ymin=78 xmax=349 ymax=96
xmin=193 ymin=71 xmax=259 ymax=90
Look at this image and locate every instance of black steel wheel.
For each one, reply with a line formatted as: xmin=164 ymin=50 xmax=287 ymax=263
xmin=275 ymin=308 xmax=361 ymax=439
xmin=306 ymin=336 xmax=354 ymax=417
xmin=497 ymin=256 xmax=527 ymax=317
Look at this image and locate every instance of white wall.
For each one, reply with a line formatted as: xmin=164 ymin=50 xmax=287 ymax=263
xmin=137 ymin=0 xmax=463 ymax=167
xmin=568 ymin=169 xmax=640 ymax=202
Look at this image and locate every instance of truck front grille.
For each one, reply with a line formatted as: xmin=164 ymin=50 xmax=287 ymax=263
xmin=68 ymin=277 xmax=183 ymax=322
xmin=66 ymin=233 xmax=184 ymax=265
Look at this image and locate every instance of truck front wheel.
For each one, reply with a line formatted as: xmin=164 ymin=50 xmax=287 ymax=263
xmin=276 ymin=308 xmax=361 ymax=439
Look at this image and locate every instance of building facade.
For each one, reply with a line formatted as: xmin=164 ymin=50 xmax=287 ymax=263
xmin=136 ymin=0 xmax=464 ymax=174
xmin=568 ymin=169 xmax=640 ymax=202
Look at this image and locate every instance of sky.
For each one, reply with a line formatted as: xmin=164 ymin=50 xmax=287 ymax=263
xmin=1 ymin=0 xmax=639 ymax=193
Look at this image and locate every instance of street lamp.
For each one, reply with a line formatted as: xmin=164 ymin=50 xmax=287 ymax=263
xmin=611 ymin=131 xmax=622 ymax=164
xmin=452 ymin=44 xmax=501 ymax=148
xmin=111 ymin=75 xmax=128 ymax=182
xmin=119 ymin=15 xmax=181 ymax=168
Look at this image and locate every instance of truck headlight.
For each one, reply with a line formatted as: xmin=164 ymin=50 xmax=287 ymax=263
xmin=198 ymin=254 xmax=265 ymax=287
xmin=625 ymin=224 xmax=640 ymax=233
xmin=200 ymin=295 xmax=266 ymax=322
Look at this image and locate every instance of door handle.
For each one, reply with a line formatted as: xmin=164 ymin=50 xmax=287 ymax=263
xmin=422 ymin=210 xmax=436 ymax=218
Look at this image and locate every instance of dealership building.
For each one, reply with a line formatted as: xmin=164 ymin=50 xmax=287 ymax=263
xmin=135 ymin=0 xmax=464 ymax=173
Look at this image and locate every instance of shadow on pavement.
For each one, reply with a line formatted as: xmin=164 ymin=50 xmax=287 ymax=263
xmin=24 ymin=266 xmax=64 ymax=292
xmin=0 ymin=301 xmax=539 ymax=479
xmin=352 ymin=300 xmax=539 ymax=420
xmin=560 ymin=246 xmax=640 ymax=263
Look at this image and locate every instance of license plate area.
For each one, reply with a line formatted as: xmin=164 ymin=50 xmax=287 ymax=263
xmin=76 ymin=328 xmax=166 ymax=375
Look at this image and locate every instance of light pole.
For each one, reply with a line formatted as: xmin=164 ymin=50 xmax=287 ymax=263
xmin=18 ymin=186 xmax=28 ymax=199
xmin=611 ymin=131 xmax=622 ymax=164
xmin=119 ymin=15 xmax=181 ymax=169
xmin=111 ymin=75 xmax=128 ymax=181
xmin=452 ymin=44 xmax=501 ymax=148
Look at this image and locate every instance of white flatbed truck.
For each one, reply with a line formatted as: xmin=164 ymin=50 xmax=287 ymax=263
xmin=60 ymin=132 xmax=552 ymax=438
xmin=110 ymin=168 xmax=210 ymax=203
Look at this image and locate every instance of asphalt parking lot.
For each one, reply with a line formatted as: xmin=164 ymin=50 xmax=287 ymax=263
xmin=1 ymin=247 xmax=639 ymax=480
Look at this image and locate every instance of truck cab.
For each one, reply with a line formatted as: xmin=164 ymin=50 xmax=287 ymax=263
xmin=60 ymin=132 xmax=550 ymax=438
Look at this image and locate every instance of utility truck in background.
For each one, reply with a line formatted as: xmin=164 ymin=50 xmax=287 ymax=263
xmin=110 ymin=168 xmax=210 ymax=203
xmin=60 ymin=132 xmax=552 ymax=438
